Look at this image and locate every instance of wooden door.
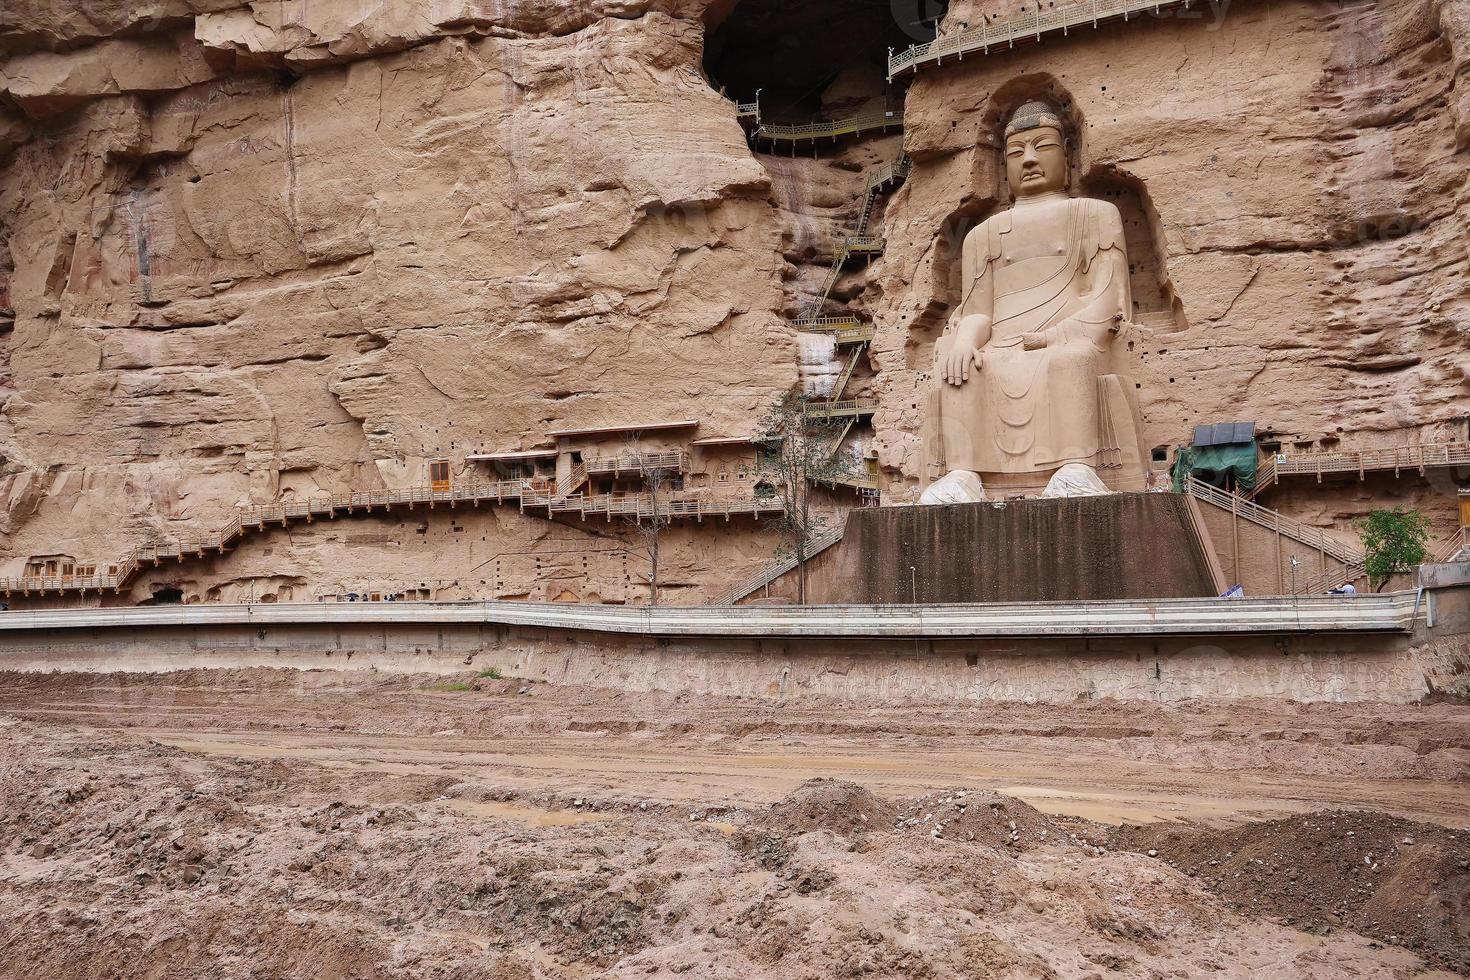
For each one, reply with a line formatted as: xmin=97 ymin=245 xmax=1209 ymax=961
xmin=429 ymin=460 xmax=451 ymax=492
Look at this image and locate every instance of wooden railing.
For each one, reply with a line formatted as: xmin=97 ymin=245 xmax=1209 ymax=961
xmin=811 ymin=236 xmax=884 ymax=312
xmin=1184 ymin=478 xmax=1363 ymax=565
xmin=843 ymin=235 xmax=885 ymax=254
xmin=864 ymin=155 xmax=913 ymax=197
xmin=802 ymin=155 xmax=909 ymax=320
xmin=889 ymin=0 xmax=1199 ymax=78
xmin=820 ymin=459 xmax=881 ymax=492
xmin=809 ymin=324 xmax=876 ymax=345
xmin=793 ymin=315 xmax=862 ymax=331
xmin=1248 ymin=456 xmax=1277 ymax=498
xmin=551 ymin=490 xmax=783 ymax=521
xmin=1296 ymin=561 xmax=1368 ymax=596
xmin=1282 ymin=442 xmax=1470 ymax=478
xmin=1250 ymin=442 xmax=1470 ymax=498
xmin=0 ymin=478 xmax=782 ymax=596
xmin=803 ymin=399 xmax=879 ymax=420
xmin=583 ymin=451 xmax=688 ymax=476
xmin=855 ymin=155 xmax=911 ymax=236
xmin=554 ymin=464 xmax=588 ymax=499
xmin=831 ymin=345 xmax=865 ymax=403
xmin=1434 ymin=528 xmax=1468 ymax=564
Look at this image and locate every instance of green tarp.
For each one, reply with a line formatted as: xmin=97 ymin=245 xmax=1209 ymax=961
xmin=1171 ymin=443 xmax=1259 ymax=494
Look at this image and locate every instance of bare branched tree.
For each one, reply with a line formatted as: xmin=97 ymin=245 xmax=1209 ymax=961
xmin=753 ymin=392 xmax=860 ymax=604
xmin=619 ymin=434 xmax=678 ymax=606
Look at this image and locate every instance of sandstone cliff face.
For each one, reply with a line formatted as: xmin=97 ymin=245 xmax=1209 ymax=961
xmin=0 ymin=0 xmax=1466 ymax=603
xmin=0 ymin=0 xmax=800 ymax=601
xmin=873 ymin=0 xmax=1470 ymax=498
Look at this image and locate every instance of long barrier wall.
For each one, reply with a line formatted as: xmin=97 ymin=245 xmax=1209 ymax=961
xmin=0 ymin=588 xmax=1465 ymax=704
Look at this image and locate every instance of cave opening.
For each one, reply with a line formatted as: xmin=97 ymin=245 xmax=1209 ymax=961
xmin=1081 ymin=167 xmax=1185 ymax=330
xmin=704 ymin=0 xmax=948 ymax=124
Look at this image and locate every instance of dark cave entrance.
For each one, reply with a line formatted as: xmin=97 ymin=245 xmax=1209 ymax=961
xmin=704 ymin=0 xmax=948 ymax=124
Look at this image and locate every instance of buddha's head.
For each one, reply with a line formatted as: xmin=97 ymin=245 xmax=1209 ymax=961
xmin=1004 ymin=100 xmax=1068 ymax=199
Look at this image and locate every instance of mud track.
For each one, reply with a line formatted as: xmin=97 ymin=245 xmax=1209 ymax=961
xmin=0 ymin=668 xmax=1466 ymax=978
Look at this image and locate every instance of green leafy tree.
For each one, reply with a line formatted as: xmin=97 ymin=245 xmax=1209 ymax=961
xmin=1356 ymin=507 xmax=1431 ymax=592
xmin=753 ymin=392 xmax=859 ymax=604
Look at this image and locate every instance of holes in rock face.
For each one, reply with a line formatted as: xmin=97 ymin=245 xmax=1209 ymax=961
xmin=704 ymin=0 xmax=947 ymax=122
xmin=904 ymin=196 xmax=991 ymax=371
xmin=141 ymin=587 xmax=184 ymax=605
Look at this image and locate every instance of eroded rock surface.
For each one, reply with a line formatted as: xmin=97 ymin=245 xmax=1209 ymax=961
xmin=1 ymin=0 xmax=1466 ymax=601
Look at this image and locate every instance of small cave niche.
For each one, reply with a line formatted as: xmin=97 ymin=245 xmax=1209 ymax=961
xmin=139 ymin=586 xmax=184 ymax=605
xmin=704 ymin=0 xmax=948 ymax=124
xmin=904 ymin=196 xmax=993 ymax=372
xmin=1081 ymin=166 xmax=1185 ymax=330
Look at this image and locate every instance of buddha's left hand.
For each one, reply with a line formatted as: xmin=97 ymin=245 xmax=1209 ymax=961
xmin=1022 ymin=318 xmax=1112 ymax=351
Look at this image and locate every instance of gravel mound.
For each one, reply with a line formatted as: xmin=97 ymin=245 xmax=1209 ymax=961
xmin=892 ymin=789 xmax=1060 ymax=850
xmin=757 ymin=778 xmax=898 ymax=836
xmin=1110 ymin=809 xmax=1470 ymax=973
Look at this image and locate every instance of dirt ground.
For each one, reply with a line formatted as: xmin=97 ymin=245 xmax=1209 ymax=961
xmin=0 ymin=668 xmax=1466 ymax=979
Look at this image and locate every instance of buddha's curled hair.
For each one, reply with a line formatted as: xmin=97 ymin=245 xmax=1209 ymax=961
xmin=1004 ymin=100 xmax=1064 ymax=139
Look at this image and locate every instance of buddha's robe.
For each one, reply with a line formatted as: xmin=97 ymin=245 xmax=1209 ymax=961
xmin=926 ymin=196 xmax=1131 ymax=477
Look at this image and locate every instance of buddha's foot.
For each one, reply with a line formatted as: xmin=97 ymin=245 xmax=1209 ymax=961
xmin=1041 ymin=463 xmax=1110 ymax=498
xmin=919 ymin=470 xmax=987 ymax=505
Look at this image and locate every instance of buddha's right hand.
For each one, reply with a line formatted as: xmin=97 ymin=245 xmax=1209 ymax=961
xmin=940 ymin=342 xmax=982 ymax=386
xmin=939 ymin=316 xmax=990 ymax=385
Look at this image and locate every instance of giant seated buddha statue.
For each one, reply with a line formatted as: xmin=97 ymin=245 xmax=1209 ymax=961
xmin=921 ymin=100 xmax=1148 ymax=504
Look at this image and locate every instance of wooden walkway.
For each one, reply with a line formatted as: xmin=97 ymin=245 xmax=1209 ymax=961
xmin=889 ymin=0 xmax=1202 ymax=78
xmin=0 ymin=480 xmax=783 ymax=597
xmin=803 ymin=398 xmax=879 ymax=421
xmin=1250 ymin=442 xmax=1470 ymax=498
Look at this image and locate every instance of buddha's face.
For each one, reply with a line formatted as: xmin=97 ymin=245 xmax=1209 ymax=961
xmin=1005 ymin=122 xmax=1067 ymax=198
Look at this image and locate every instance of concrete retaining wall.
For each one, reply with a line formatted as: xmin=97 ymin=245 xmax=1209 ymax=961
xmin=1 ymin=609 xmax=1464 ymax=704
xmin=798 ymin=495 xmax=1219 ymax=604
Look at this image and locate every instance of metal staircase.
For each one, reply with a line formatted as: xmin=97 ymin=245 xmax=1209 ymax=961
xmin=776 ymin=156 xmax=911 ymax=498
xmin=710 ymin=517 xmax=849 ymax=606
